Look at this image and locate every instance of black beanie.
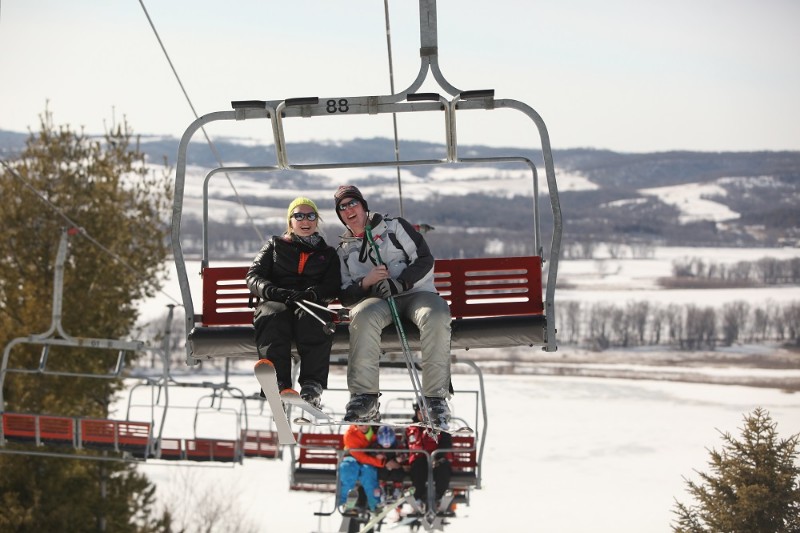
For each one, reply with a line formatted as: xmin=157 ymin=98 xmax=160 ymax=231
xmin=333 ymin=185 xmax=368 ymax=225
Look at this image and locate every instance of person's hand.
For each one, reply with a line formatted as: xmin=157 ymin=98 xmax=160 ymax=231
xmin=375 ymin=278 xmax=405 ymax=300
xmin=385 ymin=459 xmax=399 ymax=470
xmin=361 ymin=265 xmax=389 ymax=290
xmin=265 ymin=286 xmax=293 ymax=303
xmin=288 ymin=288 xmax=318 ymax=304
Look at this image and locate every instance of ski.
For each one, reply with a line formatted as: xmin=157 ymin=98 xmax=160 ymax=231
xmin=357 ymin=487 xmax=416 ymax=533
xmin=253 ymin=360 xmax=296 ymax=445
xmin=393 ymin=493 xmax=454 ymax=530
xmin=433 ymin=492 xmax=457 ymax=518
xmin=390 ymin=495 xmax=429 ymax=529
xmin=280 ymin=390 xmax=333 ymax=423
xmin=343 ymin=487 xmax=360 ymax=511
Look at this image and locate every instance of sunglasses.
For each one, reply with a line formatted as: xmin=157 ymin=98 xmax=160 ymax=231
xmin=337 ymin=199 xmax=360 ymax=211
xmin=291 ymin=212 xmax=318 ymax=221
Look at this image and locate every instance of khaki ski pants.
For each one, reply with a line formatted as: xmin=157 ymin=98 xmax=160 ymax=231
xmin=346 ymin=291 xmax=452 ymax=398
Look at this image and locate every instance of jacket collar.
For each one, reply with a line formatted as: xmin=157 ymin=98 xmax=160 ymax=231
xmin=340 ymin=212 xmax=386 ymax=242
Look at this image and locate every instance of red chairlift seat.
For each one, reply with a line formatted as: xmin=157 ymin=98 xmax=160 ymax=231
xmin=184 ymin=438 xmax=241 ymax=462
xmin=79 ymin=418 xmax=152 ymax=458
xmin=187 ymin=256 xmax=546 ymax=362
xmin=2 ymin=412 xmax=76 ymax=447
xmin=288 ymin=430 xmax=479 ymax=493
xmin=290 ymin=433 xmax=344 ymax=492
xmin=241 ymin=428 xmax=281 ymax=459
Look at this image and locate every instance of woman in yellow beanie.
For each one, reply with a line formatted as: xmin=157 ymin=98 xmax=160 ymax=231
xmin=246 ymin=197 xmax=341 ymax=407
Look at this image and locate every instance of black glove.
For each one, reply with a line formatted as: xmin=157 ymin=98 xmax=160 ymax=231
xmin=265 ymin=285 xmax=293 ymax=303
xmin=375 ymin=278 xmax=405 ymax=300
xmin=287 ymin=288 xmax=318 ymax=305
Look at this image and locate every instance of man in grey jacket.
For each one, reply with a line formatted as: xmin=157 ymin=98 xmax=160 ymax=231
xmin=334 ymin=185 xmax=452 ymax=430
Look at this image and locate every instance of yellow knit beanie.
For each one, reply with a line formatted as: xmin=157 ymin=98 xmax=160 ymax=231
xmin=287 ymin=197 xmax=319 ymax=221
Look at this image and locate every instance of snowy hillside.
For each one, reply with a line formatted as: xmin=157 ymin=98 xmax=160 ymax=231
xmin=2 ymin=130 xmax=797 ymax=248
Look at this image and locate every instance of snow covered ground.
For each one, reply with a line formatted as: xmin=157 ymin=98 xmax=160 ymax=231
xmin=130 ymin=373 xmax=800 ymax=533
xmin=127 ymin=242 xmax=800 ymax=532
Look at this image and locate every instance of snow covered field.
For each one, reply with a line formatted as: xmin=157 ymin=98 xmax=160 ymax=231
xmin=131 ymin=373 xmax=800 ymax=533
xmin=131 ymin=243 xmax=800 ymax=532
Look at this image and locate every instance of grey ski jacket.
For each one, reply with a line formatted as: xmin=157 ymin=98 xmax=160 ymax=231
xmin=337 ymin=213 xmax=436 ymax=308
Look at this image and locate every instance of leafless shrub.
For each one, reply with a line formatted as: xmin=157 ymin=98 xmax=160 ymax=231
xmin=158 ymin=467 xmax=259 ymax=533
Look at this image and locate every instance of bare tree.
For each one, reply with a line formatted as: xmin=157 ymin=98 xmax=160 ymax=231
xmin=160 ymin=468 xmax=259 ymax=533
xmin=682 ymin=305 xmax=716 ymax=350
xmin=728 ymin=261 xmax=752 ymax=282
xmin=627 ymin=301 xmax=650 ymax=345
xmin=721 ymin=301 xmax=749 ymax=346
xmin=606 ymin=242 xmax=625 ymax=259
xmin=650 ymin=305 xmax=667 ymax=345
xmin=588 ymin=303 xmax=613 ymax=350
xmin=609 ymin=306 xmax=631 ymax=347
xmin=666 ymin=304 xmax=685 ymax=348
xmin=751 ymin=305 xmax=772 ymax=342
xmin=755 ymin=257 xmax=781 ymax=284
xmin=630 ymin=242 xmax=655 ymax=259
xmin=783 ymin=302 xmax=800 ymax=345
xmin=557 ymin=301 xmax=582 ymax=344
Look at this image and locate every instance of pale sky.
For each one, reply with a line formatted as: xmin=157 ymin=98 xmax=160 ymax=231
xmin=1 ymin=0 xmax=798 ymax=153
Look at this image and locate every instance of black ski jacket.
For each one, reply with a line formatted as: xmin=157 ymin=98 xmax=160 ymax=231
xmin=246 ymin=233 xmax=341 ymax=303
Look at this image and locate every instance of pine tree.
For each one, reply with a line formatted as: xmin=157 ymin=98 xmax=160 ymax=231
xmin=672 ymin=407 xmax=800 ymax=533
xmin=0 ymin=110 xmax=173 ymax=531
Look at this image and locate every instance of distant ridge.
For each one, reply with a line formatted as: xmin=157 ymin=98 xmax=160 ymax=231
xmin=3 ymin=128 xmax=798 ymax=184
xmin=2 ymin=130 xmax=798 ymax=250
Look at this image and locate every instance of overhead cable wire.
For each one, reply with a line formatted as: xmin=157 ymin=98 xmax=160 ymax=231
xmin=137 ymin=0 xmax=264 ymax=242
xmin=383 ymin=0 xmax=404 ymax=217
xmin=1 ymin=159 xmax=181 ymax=306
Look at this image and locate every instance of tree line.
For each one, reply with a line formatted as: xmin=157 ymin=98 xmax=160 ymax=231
xmin=557 ymin=299 xmax=800 ymax=350
xmin=670 ymin=256 xmax=800 ymax=285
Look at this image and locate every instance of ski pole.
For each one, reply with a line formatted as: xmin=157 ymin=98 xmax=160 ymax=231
xmin=295 ymin=300 xmax=337 ymax=335
xmin=364 ymin=225 xmax=432 ymax=428
xmin=300 ymin=299 xmax=339 ymax=316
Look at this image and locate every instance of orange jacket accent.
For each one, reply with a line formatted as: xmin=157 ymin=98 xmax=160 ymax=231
xmin=297 ymin=251 xmax=310 ymax=274
xmin=343 ymin=425 xmax=385 ymax=468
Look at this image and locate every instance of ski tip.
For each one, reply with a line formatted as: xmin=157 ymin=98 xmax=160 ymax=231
xmin=254 ymin=359 xmax=275 ymax=369
xmin=452 ymin=426 xmax=474 ymax=435
xmin=293 ymin=417 xmax=312 ymax=425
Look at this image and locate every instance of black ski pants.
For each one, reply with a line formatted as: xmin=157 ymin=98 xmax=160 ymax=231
xmin=409 ymin=456 xmax=451 ymax=502
xmin=254 ymin=302 xmax=332 ymax=391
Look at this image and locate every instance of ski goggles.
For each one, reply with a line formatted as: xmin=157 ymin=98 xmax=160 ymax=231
xmin=291 ymin=212 xmax=318 ymax=221
xmin=337 ymin=199 xmax=360 ymax=211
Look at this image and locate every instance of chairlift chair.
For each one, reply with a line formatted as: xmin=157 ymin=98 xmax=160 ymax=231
xmin=171 ymin=0 xmax=561 ymax=365
xmin=168 ymin=0 xmax=562 ymax=528
xmin=0 ymin=228 xmax=164 ymax=461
